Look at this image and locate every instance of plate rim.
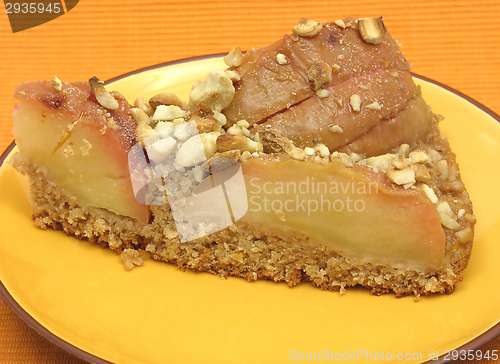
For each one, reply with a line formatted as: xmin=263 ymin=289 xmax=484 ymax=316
xmin=1 ymin=54 xmax=500 ymax=364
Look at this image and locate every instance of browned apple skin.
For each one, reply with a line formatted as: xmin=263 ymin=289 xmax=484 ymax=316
xmin=223 ymin=17 xmax=433 ymax=155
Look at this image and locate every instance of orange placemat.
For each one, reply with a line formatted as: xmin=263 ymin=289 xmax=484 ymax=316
xmin=1 ymin=1 xmax=499 ymax=363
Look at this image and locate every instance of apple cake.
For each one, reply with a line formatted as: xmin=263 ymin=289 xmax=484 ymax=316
xmin=10 ymin=17 xmax=475 ymax=297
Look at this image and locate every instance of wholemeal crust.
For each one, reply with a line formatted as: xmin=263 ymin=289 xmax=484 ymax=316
xmin=11 ymin=113 xmax=474 ymax=297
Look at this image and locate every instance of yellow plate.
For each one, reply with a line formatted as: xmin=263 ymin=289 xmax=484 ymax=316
xmin=1 ymin=56 xmax=500 ymax=364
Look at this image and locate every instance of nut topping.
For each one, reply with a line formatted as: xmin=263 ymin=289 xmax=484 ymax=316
xmin=149 ymin=93 xmax=183 ymax=110
xmin=216 ymin=134 xmax=262 ymax=153
xmin=256 ymin=127 xmax=295 ymax=154
xmin=52 ymin=76 xmax=63 ymax=92
xmin=175 ymin=132 xmax=219 ymax=168
xmin=349 ymin=94 xmax=361 ymax=112
xmin=386 ymin=166 xmax=415 ymax=186
xmin=292 ymin=18 xmax=323 ymax=37
xmin=276 ymin=53 xmax=290 ymax=65
xmin=288 ymin=148 xmax=306 ymax=161
xmin=134 ymin=96 xmax=154 ymax=117
xmin=189 ymin=70 xmax=235 ymax=113
xmin=89 ymin=76 xmax=119 ymax=110
xmin=307 ymin=60 xmax=332 ymax=91
xmin=223 ymin=47 xmax=244 ymax=68
xmin=358 ymin=17 xmax=386 ymax=45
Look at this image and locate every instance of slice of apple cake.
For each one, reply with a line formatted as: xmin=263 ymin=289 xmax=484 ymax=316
xmin=10 ymin=17 xmax=474 ymax=297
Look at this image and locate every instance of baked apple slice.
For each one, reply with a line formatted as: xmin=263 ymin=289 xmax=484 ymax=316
xmin=12 ymin=78 xmax=149 ymax=224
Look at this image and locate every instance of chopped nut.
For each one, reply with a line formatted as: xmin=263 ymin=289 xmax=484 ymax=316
xmin=349 ymin=153 xmax=363 ymax=162
xmin=444 ymin=180 xmax=465 ymax=193
xmin=236 ymin=120 xmax=250 ymax=128
xmin=212 ymin=111 xmax=227 ymax=126
xmin=464 ymin=214 xmax=476 ymax=225
xmin=52 ymin=76 xmax=63 ymax=92
xmin=175 ymin=132 xmax=219 ymax=167
xmin=304 ymin=147 xmax=315 ymax=156
xmin=365 ymin=154 xmax=396 ymax=172
xmin=227 ymin=121 xmax=251 ymax=137
xmin=173 ymin=122 xmax=193 ymax=141
xmin=155 ymin=121 xmax=175 ymax=138
xmin=358 ymin=17 xmax=386 ymax=45
xmin=314 ymin=143 xmax=330 ymax=158
xmin=292 ymin=18 xmax=323 ymax=37
xmin=191 ymin=115 xmax=222 ymax=134
xmin=332 ymin=64 xmax=341 ymax=72
xmin=366 ymin=101 xmax=382 ymax=111
xmin=422 ymin=185 xmax=438 ymax=204
xmin=457 ymin=209 xmax=466 ymax=219
xmin=239 ymin=150 xmax=252 ymax=162
xmin=316 ymin=89 xmax=330 ymax=99
xmin=149 ymin=93 xmax=183 ymax=111
xmin=223 ymin=47 xmax=244 ymax=68
xmin=329 ymin=124 xmax=344 ymax=134
xmin=307 ymin=60 xmax=332 ymax=90
xmin=349 ymin=94 xmax=361 ymax=112
xmin=427 ymin=149 xmax=442 ymax=164
xmin=288 ymin=148 xmax=306 ymax=161
xmin=334 ymin=19 xmax=346 ymax=29
xmin=130 ymin=108 xmax=156 ymax=143
xmin=330 ymin=151 xmax=353 ymax=167
xmin=409 ymin=151 xmax=430 ymax=163
xmin=396 ymin=144 xmax=410 ymax=157
xmin=134 ymin=96 xmax=154 ymax=117
xmin=276 ymin=53 xmax=290 ymax=65
xmin=89 ymin=76 xmax=119 ymax=110
xmin=386 ymin=166 xmax=415 ymax=186
xmin=146 ymin=137 xmax=177 ymax=164
xmin=216 ymin=134 xmax=262 ymax=153
xmin=256 ymin=127 xmax=295 ymax=154
xmin=151 ymin=105 xmax=187 ymax=122
xmin=189 ymin=70 xmax=235 ymax=112
xmin=436 ymin=201 xmax=460 ymax=230
xmin=454 ymin=227 xmax=474 ymax=243
xmin=414 ymin=164 xmax=431 ymax=183
xmin=436 ymin=159 xmax=449 ymax=180
xmin=129 ymin=108 xmax=150 ymax=126
xmin=391 ymin=156 xmax=412 ymax=170
xmin=337 ymin=54 xmax=345 ymax=61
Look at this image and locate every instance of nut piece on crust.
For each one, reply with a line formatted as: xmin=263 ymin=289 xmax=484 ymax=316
xmin=89 ymin=76 xmax=119 ymax=110
xmin=255 ymin=126 xmax=295 ymax=154
xmin=149 ymin=93 xmax=183 ymax=110
xmin=358 ymin=17 xmax=386 ymax=45
xmin=293 ymin=18 xmax=323 ymax=37
xmin=307 ymin=60 xmax=332 ymax=91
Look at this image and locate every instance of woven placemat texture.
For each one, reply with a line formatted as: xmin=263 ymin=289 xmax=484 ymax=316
xmin=1 ymin=1 xmax=499 ymax=363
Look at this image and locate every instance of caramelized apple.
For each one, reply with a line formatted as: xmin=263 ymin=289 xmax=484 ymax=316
xmin=239 ymin=156 xmax=445 ymax=269
xmin=223 ymin=17 xmax=432 ymax=155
